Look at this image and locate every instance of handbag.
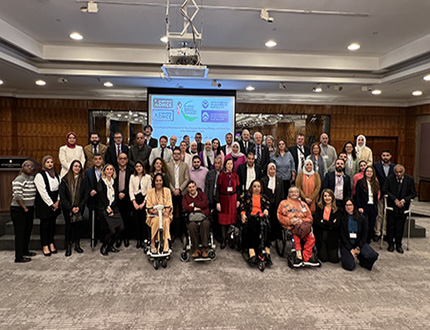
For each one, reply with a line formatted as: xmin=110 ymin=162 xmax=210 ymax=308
xmin=188 ymin=212 xmax=207 ymax=222
xmin=70 ymin=211 xmax=83 ymax=223
xmin=292 ymin=221 xmax=312 ymax=239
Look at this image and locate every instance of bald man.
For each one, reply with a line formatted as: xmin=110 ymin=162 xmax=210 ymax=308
xmin=319 ymin=133 xmax=337 ymax=172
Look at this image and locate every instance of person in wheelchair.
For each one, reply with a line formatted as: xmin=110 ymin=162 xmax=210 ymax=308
xmin=182 ymin=181 xmax=211 ymax=258
xmin=240 ymin=180 xmax=272 ymax=266
xmin=277 ymin=186 xmax=320 ymax=267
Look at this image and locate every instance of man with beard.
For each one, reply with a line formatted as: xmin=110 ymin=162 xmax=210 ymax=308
xmin=129 ymin=132 xmax=151 ymax=170
xmin=322 ymin=158 xmax=352 ymax=208
xmin=221 ymin=132 xmax=234 ymax=156
xmin=84 ymin=132 xmax=107 ymax=169
xmin=189 ymin=156 xmax=208 ymax=192
xmin=106 ymin=132 xmax=129 ymax=168
xmin=237 ymin=152 xmax=261 ymax=196
xmin=143 ymin=124 xmax=158 ymax=148
xmin=319 ymin=133 xmax=337 ymax=172
xmin=149 ymin=135 xmax=173 ymax=165
xmin=288 ymin=133 xmax=311 ymax=174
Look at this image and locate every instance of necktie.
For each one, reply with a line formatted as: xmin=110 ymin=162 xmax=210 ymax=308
xmin=161 ymin=148 xmax=164 ymax=159
xmin=245 ymin=142 xmax=248 ymax=154
xmin=117 ymin=145 xmax=120 ymax=157
xmin=256 ymin=145 xmax=261 ymax=166
xmin=93 ymin=145 xmax=97 ymax=154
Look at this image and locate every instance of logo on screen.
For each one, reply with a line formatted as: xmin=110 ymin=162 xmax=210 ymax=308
xmin=202 ymin=100 xmax=209 ymax=109
xmin=153 ymin=98 xmax=173 ymax=109
xmin=202 ymin=112 xmax=210 ymax=122
xmin=176 ymin=102 xmax=182 ymax=115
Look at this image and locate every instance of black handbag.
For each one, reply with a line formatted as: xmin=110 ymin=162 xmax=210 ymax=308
xmin=70 ymin=211 xmax=83 ymax=223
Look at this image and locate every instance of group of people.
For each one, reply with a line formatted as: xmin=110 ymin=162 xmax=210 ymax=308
xmin=10 ymin=127 xmax=416 ymax=272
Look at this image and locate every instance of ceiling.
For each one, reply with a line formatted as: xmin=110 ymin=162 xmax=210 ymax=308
xmin=1 ymin=0 xmax=430 ymax=107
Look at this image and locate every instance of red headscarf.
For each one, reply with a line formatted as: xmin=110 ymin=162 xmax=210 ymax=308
xmin=66 ymin=132 xmax=77 ymax=148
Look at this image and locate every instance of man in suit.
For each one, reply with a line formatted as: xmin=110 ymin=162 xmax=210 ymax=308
xmin=115 ymin=153 xmax=133 ymax=248
xmin=129 ymin=131 xmax=152 ymax=170
xmin=221 ymin=132 xmax=234 ymax=156
xmin=143 ymin=124 xmax=158 ymax=148
xmin=84 ymin=132 xmax=108 ymax=169
xmin=253 ymin=131 xmax=269 ymax=175
xmin=383 ymin=164 xmax=416 ymax=254
xmin=194 ymin=132 xmax=203 ymax=154
xmin=322 ymin=158 xmax=352 ymax=209
xmin=149 ymin=135 xmax=173 ymax=165
xmin=167 ymin=147 xmax=190 ymax=241
xmin=106 ymin=132 xmax=129 ymax=168
xmin=373 ymin=149 xmax=396 ymax=241
xmin=167 ymin=135 xmax=177 ymax=150
xmin=238 ymin=129 xmax=254 ymax=155
xmin=288 ymin=133 xmax=311 ymax=174
xmin=319 ymin=133 xmax=337 ymax=172
xmin=237 ymin=152 xmax=261 ymax=196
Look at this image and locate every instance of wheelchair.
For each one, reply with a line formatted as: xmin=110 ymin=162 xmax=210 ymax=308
xmin=180 ymin=211 xmax=217 ymax=262
xmin=144 ymin=205 xmax=172 ymax=270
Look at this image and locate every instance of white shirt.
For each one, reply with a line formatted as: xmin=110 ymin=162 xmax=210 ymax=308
xmin=174 ymin=162 xmax=180 ymax=189
xmin=297 ymin=145 xmax=305 ymax=173
xmin=246 ymin=165 xmax=256 ymax=190
xmin=367 ymin=180 xmax=374 ymax=204
xmin=34 ymin=172 xmax=60 ymax=206
xmin=129 ymin=174 xmax=152 ymax=200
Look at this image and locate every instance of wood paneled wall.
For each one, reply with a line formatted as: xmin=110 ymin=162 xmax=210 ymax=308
xmin=0 ymin=98 xmax=416 ymax=175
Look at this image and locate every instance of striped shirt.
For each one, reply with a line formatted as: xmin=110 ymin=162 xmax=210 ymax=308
xmin=11 ymin=173 xmax=36 ymax=207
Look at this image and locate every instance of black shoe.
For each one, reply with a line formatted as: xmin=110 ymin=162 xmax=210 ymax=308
xmin=304 ymin=253 xmax=321 ymax=267
xmin=373 ymin=235 xmax=380 ymax=242
xmin=15 ymin=257 xmax=31 ymax=263
xmin=43 ymin=251 xmax=51 ymax=257
xmin=124 ymin=238 xmax=129 ymax=247
xmin=396 ymin=245 xmax=404 ymax=254
xmin=65 ymin=244 xmax=72 ymax=257
xmin=100 ymin=245 xmax=108 ymax=256
xmin=248 ymin=255 xmax=257 ymax=265
xmin=387 ymin=244 xmax=395 ymax=252
xmin=108 ymin=246 xmax=119 ymax=253
xmin=220 ymin=240 xmax=226 ymax=249
xmin=265 ymin=254 xmax=273 ymax=266
xmin=50 ymin=245 xmax=57 ymax=254
xmin=136 ymin=240 xmax=142 ymax=249
xmin=24 ymin=251 xmax=36 ymax=257
xmin=115 ymin=239 xmax=122 ymax=248
xmin=74 ymin=242 xmax=84 ymax=253
xmin=293 ymin=255 xmax=304 ymax=268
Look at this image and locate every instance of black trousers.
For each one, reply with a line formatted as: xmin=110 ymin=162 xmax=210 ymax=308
xmin=315 ymin=231 xmax=339 ymax=263
xmin=117 ymin=198 xmax=132 ymax=239
xmin=10 ymin=206 xmax=34 ymax=259
xmin=363 ymin=203 xmax=378 ymax=243
xmin=340 ymin=243 xmax=379 ymax=271
xmin=242 ymin=215 xmax=271 ymax=252
xmin=64 ymin=213 xmax=83 ymax=245
xmin=386 ymin=210 xmax=407 ymax=246
xmin=170 ymin=194 xmax=184 ymax=239
xmin=40 ymin=215 xmax=57 ymax=246
xmin=268 ymin=202 xmax=281 ymax=241
xmin=282 ymin=180 xmax=291 ymax=199
xmin=133 ymin=207 xmax=148 ymax=242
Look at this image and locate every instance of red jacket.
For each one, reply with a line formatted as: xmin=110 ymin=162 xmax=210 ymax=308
xmin=182 ymin=189 xmax=210 ymax=216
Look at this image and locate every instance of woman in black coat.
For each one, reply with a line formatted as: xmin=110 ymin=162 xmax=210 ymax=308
xmin=59 ymin=159 xmax=89 ymax=257
xmin=339 ymin=198 xmax=379 ymax=271
xmin=260 ymin=162 xmax=284 ymax=241
xmin=313 ymin=189 xmax=340 ymax=263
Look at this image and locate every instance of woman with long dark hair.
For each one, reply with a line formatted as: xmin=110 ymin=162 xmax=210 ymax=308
xmin=34 ymin=155 xmax=61 ymax=256
xmin=342 ymin=141 xmax=359 ymax=184
xmin=59 ymin=160 xmax=89 ymax=257
xmin=270 ymin=139 xmax=295 ymax=199
xmin=150 ymin=157 xmax=170 ymax=188
xmin=211 ymin=137 xmax=225 ymax=164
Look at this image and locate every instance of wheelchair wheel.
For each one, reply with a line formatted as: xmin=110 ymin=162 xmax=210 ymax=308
xmin=276 ymin=237 xmax=286 ymax=258
xmin=153 ymin=259 xmax=160 ymax=270
xmin=258 ymin=260 xmax=266 ymax=272
xmin=208 ymin=250 xmax=217 ymax=261
xmin=287 ymin=255 xmax=294 ymax=269
xmin=161 ymin=258 xmax=168 ymax=268
xmin=180 ymin=251 xmax=190 ymax=262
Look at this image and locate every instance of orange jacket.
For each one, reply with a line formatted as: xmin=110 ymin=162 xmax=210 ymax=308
xmin=277 ymin=198 xmax=313 ymax=230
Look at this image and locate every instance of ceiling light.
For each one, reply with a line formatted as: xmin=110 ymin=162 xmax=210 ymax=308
xmin=104 ymin=81 xmax=113 ymax=87
xmin=412 ymin=90 xmax=423 ymax=96
xmin=0 ymin=79 xmax=3 ymax=85
xmin=160 ymin=36 xmax=168 ymax=43
xmin=313 ymin=86 xmax=322 ymax=93
xmin=246 ymin=85 xmax=255 ymax=91
xmin=35 ymin=80 xmax=46 ymax=86
xmin=423 ymin=74 xmax=430 ymax=81
xmin=371 ymin=89 xmax=382 ymax=95
xmin=70 ymin=32 xmax=83 ymax=40
xmin=265 ymin=40 xmax=277 ymax=48
xmin=347 ymin=43 xmax=360 ymax=51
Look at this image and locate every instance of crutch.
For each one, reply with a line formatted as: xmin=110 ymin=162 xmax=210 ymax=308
xmin=381 ymin=195 xmax=390 ymax=250
xmin=91 ymin=210 xmax=95 ymax=249
xmin=406 ymin=200 xmax=413 ymax=251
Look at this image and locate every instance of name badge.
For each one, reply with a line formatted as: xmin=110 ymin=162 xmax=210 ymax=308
xmin=227 ymin=187 xmax=233 ymax=192
xmin=302 ymin=207 xmax=307 ymax=213
xmin=349 ymin=233 xmax=357 ymax=239
xmin=323 ymin=155 xmax=329 ymax=159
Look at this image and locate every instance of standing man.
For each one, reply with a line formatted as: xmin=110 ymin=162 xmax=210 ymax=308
xmin=373 ymin=150 xmax=396 ymax=241
xmin=253 ymin=132 xmax=269 ymax=175
xmin=194 ymin=132 xmax=203 ymax=154
xmin=106 ymin=132 xmax=128 ymax=168
xmin=129 ymin=132 xmax=152 ymax=169
xmin=319 ymin=133 xmax=337 ymax=172
xmin=237 ymin=152 xmax=261 ymax=196
xmin=166 ymin=147 xmax=190 ymax=241
xmin=115 ymin=153 xmax=133 ymax=248
xmin=168 ymin=135 xmax=178 ymax=150
xmin=322 ymin=158 xmax=352 ymax=208
xmin=84 ymin=132 xmax=108 ymax=169
xmin=289 ymin=134 xmax=311 ymax=174
xmin=238 ymin=129 xmax=254 ymax=155
xmin=143 ymin=124 xmax=158 ymax=148
xmin=149 ymin=135 xmax=173 ymax=165
xmin=221 ymin=132 xmax=234 ymax=156
xmin=189 ymin=156 xmax=208 ymax=192
xmin=383 ymin=165 xmax=416 ymax=254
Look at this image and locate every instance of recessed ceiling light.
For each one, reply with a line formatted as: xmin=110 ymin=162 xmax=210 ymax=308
xmin=313 ymin=87 xmax=322 ymax=93
xmin=160 ymin=36 xmax=168 ymax=43
xmin=70 ymin=32 xmax=83 ymax=40
xmin=423 ymin=74 xmax=430 ymax=81
xmin=265 ymin=40 xmax=277 ymax=48
xmin=347 ymin=43 xmax=361 ymax=51
xmin=0 ymin=79 xmax=3 ymax=85
xmin=246 ymin=85 xmax=255 ymax=91
xmin=35 ymin=80 xmax=46 ymax=86
xmin=104 ymin=81 xmax=113 ymax=87
xmin=412 ymin=90 xmax=423 ymax=96
xmin=371 ymin=89 xmax=382 ymax=95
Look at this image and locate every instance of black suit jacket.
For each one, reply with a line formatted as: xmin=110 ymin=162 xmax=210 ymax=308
xmin=239 ymin=140 xmax=255 ymax=155
xmin=237 ymin=163 xmax=261 ymax=195
xmin=322 ymin=171 xmax=352 ymax=202
xmin=339 ymin=213 xmax=368 ymax=250
xmin=145 ymin=137 xmax=158 ymax=148
xmin=114 ymin=166 xmax=133 ymax=202
xmin=253 ymin=143 xmax=270 ymax=175
xmin=354 ymin=180 xmax=379 ymax=211
xmin=373 ymin=162 xmax=395 ymax=190
xmin=288 ymin=145 xmax=311 ymax=172
xmin=382 ymin=174 xmax=416 ymax=213
xmin=96 ymin=179 xmax=119 ymax=211
xmin=260 ymin=175 xmax=284 ymax=208
xmin=84 ymin=167 xmax=102 ymax=210
xmin=106 ymin=143 xmax=129 ymax=168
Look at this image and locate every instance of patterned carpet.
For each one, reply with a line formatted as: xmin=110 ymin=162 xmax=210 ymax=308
xmin=0 ymin=218 xmax=429 ymax=330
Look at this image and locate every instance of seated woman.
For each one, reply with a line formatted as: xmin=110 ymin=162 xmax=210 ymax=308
xmin=146 ymin=173 xmax=173 ymax=253
xmin=296 ymin=159 xmax=321 ymax=214
xmin=313 ymin=189 xmax=340 ymax=263
xmin=150 ymin=157 xmax=170 ymax=188
xmin=182 ymin=180 xmax=211 ymax=258
xmin=97 ymin=164 xmax=124 ymax=256
xmin=224 ymin=141 xmax=246 ymax=171
xmin=240 ymin=180 xmax=272 ymax=265
xmin=339 ymin=198 xmax=379 ymax=271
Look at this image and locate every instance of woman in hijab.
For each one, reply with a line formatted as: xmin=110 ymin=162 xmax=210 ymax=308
xmin=261 ymin=162 xmax=284 ymax=241
xmin=59 ymin=132 xmax=86 ymax=178
xmin=199 ymin=140 xmax=215 ymax=170
xmin=296 ymin=159 xmax=321 ymax=214
xmin=189 ymin=140 xmax=199 ymax=158
xmin=34 ymin=155 xmax=61 ymax=256
xmin=224 ymin=141 xmax=246 ymax=171
xmin=355 ymin=134 xmax=373 ymax=166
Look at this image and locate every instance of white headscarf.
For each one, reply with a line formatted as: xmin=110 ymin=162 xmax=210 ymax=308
xmin=202 ymin=140 xmax=214 ymax=168
xmin=190 ymin=140 xmax=198 ymax=156
xmin=356 ymin=134 xmax=367 ymax=155
xmin=267 ymin=162 xmax=277 ymax=193
xmin=230 ymin=141 xmax=244 ymax=158
xmin=302 ymin=159 xmax=315 ymax=176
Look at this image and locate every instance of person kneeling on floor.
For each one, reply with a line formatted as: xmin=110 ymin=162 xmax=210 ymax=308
xmin=182 ymin=181 xmax=211 ymax=258
xmin=277 ymin=186 xmax=320 ymax=267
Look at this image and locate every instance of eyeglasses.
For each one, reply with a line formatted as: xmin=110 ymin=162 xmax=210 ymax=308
xmin=345 ymin=203 xmax=354 ymax=207
xmin=23 ymin=164 xmax=33 ymax=168
xmin=118 ymin=157 xmax=128 ymax=160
